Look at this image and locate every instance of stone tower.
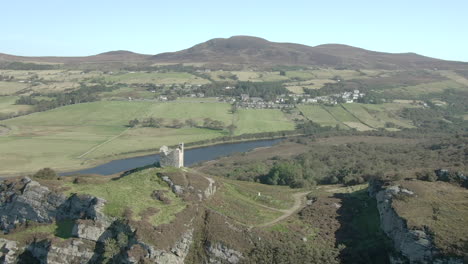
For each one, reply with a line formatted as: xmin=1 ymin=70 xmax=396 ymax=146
xmin=159 ymin=143 xmax=184 ymax=168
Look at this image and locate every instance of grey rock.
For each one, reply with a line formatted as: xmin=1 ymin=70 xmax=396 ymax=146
xmin=0 ymin=238 xmax=18 ymax=264
xmin=0 ymin=179 xmax=67 ymax=232
xmin=27 ymin=239 xmax=95 ymax=264
xmin=206 ymin=242 xmax=243 ymax=264
xmin=374 ymin=185 xmax=464 ymax=264
xmin=142 ymin=229 xmax=194 ymax=264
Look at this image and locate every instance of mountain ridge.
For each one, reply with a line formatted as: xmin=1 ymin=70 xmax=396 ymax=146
xmin=1 ymin=36 xmax=467 ymax=69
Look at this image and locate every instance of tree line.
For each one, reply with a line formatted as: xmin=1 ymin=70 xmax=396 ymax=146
xmin=128 ymin=117 xmax=237 ymax=135
xmin=219 ymin=133 xmax=467 ymax=188
xmin=14 ymin=83 xmax=124 ymax=113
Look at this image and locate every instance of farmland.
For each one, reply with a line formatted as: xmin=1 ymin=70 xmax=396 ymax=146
xmin=0 ymin=65 xmax=466 ymax=176
xmin=298 ymin=102 xmax=417 ymax=131
xmin=0 ymin=101 xmax=296 ymax=174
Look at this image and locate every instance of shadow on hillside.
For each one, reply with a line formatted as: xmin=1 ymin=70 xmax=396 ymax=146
xmin=112 ymin=163 xmax=157 ymax=181
xmin=334 ymin=190 xmax=391 ymax=264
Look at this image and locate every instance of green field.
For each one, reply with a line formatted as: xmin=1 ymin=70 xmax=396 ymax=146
xmin=0 ymin=81 xmax=28 ymax=95
xmin=342 ymin=103 xmax=415 ymax=129
xmin=0 ymin=101 xmax=296 ymax=174
xmin=382 ymin=80 xmax=466 ymax=98
xmin=298 ymin=104 xmax=342 ymax=128
xmin=0 ymin=96 xmax=33 ymax=114
xmin=299 ymin=103 xmax=415 ymax=131
xmin=235 ymin=109 xmax=295 ymax=134
xmin=104 ymin=72 xmax=210 ymax=85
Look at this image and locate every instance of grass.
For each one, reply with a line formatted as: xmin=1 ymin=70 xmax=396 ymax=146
xmin=392 ymin=180 xmax=468 ymax=257
xmin=235 ymin=109 xmax=295 ymax=134
xmin=382 ymin=80 xmax=466 ymax=98
xmin=0 ymin=96 xmax=33 ymax=114
xmin=342 ymin=103 xmax=414 ymax=129
xmin=299 ymin=102 xmax=416 ymax=131
xmin=205 ymin=182 xmax=284 ymax=226
xmin=298 ymin=104 xmax=341 ymax=127
xmin=0 ymin=101 xmax=296 ymax=174
xmin=285 ymin=79 xmax=337 ymax=92
xmin=218 ymin=177 xmax=298 ymax=210
xmin=103 ymin=72 xmax=210 ymax=85
xmin=0 ymin=223 xmax=59 ymax=244
xmin=0 ymin=81 xmax=28 ymax=95
xmin=145 ymin=102 xmax=232 ymax=123
xmin=63 ymin=168 xmax=186 ymax=225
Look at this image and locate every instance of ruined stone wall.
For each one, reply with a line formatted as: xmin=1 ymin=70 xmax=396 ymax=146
xmin=159 ymin=143 xmax=184 ymax=168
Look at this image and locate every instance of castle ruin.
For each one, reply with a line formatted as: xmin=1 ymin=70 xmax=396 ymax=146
xmin=159 ymin=143 xmax=184 ymax=168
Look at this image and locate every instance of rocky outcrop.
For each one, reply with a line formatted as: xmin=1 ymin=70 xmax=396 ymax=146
xmin=128 ymin=229 xmax=194 ymax=264
xmin=0 ymin=177 xmax=67 ymax=232
xmin=206 ymin=242 xmax=243 ymax=264
xmin=0 ymin=238 xmax=18 ymax=264
xmin=26 ymin=239 xmax=96 ymax=264
xmin=0 ymin=178 xmax=108 ymax=233
xmin=204 ymin=177 xmax=217 ymax=199
xmin=374 ymin=184 xmax=464 ymax=264
xmin=161 ymin=175 xmax=185 ymax=195
xmin=72 ymin=219 xmax=112 ymax=242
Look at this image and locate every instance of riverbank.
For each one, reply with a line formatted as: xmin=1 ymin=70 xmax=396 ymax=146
xmin=0 ymin=132 xmax=298 ymax=178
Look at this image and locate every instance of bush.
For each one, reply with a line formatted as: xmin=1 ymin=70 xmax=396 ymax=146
xmin=33 ymin=168 xmax=58 ymax=180
xmin=416 ymin=170 xmax=437 ymax=182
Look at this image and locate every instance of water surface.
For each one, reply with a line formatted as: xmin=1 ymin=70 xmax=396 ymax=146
xmin=61 ymin=139 xmax=282 ymax=176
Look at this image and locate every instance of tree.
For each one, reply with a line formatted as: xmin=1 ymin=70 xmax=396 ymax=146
xmin=279 ymin=70 xmax=286 ymax=76
xmin=203 ymin=118 xmax=214 ymax=128
xmin=227 ymin=124 xmax=237 ymax=136
xmin=230 ymin=103 xmax=238 ymax=114
xmin=171 ymin=119 xmax=184 ymax=129
xmin=128 ymin=118 xmax=139 ymax=127
xmin=185 ymin=118 xmax=197 ymax=127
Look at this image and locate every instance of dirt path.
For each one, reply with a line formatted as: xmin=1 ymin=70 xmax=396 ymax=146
xmin=256 ymin=191 xmax=309 ymax=227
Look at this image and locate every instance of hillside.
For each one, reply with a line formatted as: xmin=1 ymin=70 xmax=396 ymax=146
xmin=150 ymin=36 xmax=468 ymax=70
xmin=0 ymin=50 xmax=151 ymax=64
xmin=0 ymin=167 xmax=342 ymax=263
xmin=1 ymin=36 xmax=467 ymax=70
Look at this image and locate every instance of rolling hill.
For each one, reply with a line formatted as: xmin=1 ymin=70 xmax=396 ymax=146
xmin=150 ymin=36 xmax=468 ymax=70
xmin=1 ymin=36 xmax=467 ymax=70
xmin=0 ymin=50 xmax=151 ymax=64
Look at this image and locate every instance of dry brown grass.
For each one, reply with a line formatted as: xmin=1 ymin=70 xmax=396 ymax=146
xmin=393 ymin=180 xmax=468 ymax=257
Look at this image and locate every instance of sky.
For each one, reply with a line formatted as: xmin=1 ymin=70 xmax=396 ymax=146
xmin=1 ymin=0 xmax=467 ymax=61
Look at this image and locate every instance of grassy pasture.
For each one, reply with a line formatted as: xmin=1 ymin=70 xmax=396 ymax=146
xmin=0 ymin=96 xmax=33 ymax=114
xmin=285 ymin=79 xmax=337 ymax=93
xmin=299 ymin=103 xmax=415 ymax=131
xmin=382 ymin=80 xmax=466 ymax=98
xmin=298 ymin=104 xmax=342 ymax=127
xmin=235 ymin=109 xmax=295 ymax=134
xmin=0 ymin=82 xmax=28 ymax=95
xmin=0 ymin=101 xmax=296 ymax=174
xmin=104 ymin=72 xmax=210 ymax=85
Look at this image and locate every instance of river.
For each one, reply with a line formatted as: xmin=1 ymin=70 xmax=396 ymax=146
xmin=60 ymin=139 xmax=283 ymax=176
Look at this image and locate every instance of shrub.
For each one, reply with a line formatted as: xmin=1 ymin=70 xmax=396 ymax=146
xmin=33 ymin=168 xmax=58 ymax=180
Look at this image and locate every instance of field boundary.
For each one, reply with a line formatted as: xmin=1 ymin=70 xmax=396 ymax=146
xmin=77 ymin=127 xmax=130 ymax=159
xmin=340 ymin=104 xmax=376 ymax=129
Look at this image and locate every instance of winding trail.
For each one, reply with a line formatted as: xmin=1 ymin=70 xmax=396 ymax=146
xmin=256 ymin=191 xmax=309 ymax=227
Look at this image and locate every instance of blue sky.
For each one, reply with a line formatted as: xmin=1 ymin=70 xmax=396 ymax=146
xmin=1 ymin=0 xmax=467 ymax=61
